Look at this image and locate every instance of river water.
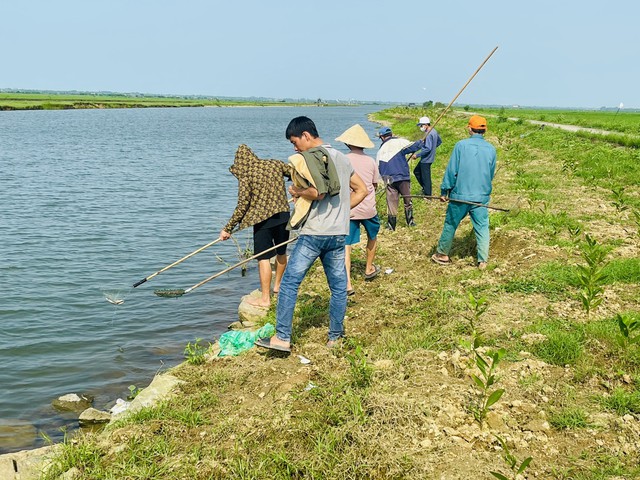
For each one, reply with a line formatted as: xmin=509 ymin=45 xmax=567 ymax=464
xmin=0 ymin=105 xmax=386 ymax=453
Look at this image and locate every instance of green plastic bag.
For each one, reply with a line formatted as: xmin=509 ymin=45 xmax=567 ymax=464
xmin=218 ymin=323 xmax=275 ymax=357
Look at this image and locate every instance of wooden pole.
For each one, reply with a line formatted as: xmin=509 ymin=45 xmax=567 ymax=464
xmin=428 ymin=46 xmax=499 ymax=131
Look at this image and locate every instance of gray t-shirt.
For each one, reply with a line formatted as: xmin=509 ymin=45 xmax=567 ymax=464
xmin=300 ymin=145 xmax=354 ymax=236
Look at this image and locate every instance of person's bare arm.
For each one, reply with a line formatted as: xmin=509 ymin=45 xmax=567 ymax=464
xmin=349 ymin=172 xmax=367 ymax=208
xmin=289 ymin=184 xmax=325 ymax=201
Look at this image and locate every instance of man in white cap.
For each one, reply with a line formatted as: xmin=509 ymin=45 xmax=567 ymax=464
xmin=335 ymin=124 xmax=381 ymax=295
xmin=407 ymin=116 xmax=442 ymax=196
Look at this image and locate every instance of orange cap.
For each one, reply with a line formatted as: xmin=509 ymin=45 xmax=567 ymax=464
xmin=468 ymin=115 xmax=487 ymax=130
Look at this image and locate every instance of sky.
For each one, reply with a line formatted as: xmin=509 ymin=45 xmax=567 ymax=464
xmin=2 ymin=0 xmax=638 ymax=109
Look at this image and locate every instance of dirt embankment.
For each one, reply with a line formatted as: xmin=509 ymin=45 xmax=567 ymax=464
xmin=35 ymin=111 xmax=640 ymax=479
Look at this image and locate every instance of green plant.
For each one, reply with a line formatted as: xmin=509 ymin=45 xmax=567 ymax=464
xmin=127 ymin=384 xmax=143 ymax=400
xmin=568 ymin=225 xmax=582 ymax=245
xmin=576 ymin=234 xmax=609 ymax=316
xmin=611 ymin=186 xmax=629 ymax=212
xmin=633 ymin=209 xmax=640 ymax=236
xmin=461 ymin=293 xmax=505 ymax=426
xmin=344 ymin=344 xmax=373 ymax=388
xmin=520 ymin=177 xmax=541 ymax=193
xmin=470 ymin=346 xmax=506 ymax=426
xmin=466 ymin=292 xmax=488 ymax=337
xmin=231 ymin=232 xmax=253 ymax=276
xmin=616 ymin=313 xmax=640 ymax=347
xmin=490 ymin=435 xmax=532 ymax=480
xmin=561 ymin=159 xmax=579 ymax=174
xmin=184 ymin=338 xmax=210 ymax=365
xmin=213 ymin=232 xmax=253 ymax=276
xmin=497 ymin=106 xmax=507 ymax=123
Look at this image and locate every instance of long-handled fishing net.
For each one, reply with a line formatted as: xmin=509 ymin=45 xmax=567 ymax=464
xmin=133 ymin=237 xmax=225 ymax=288
xmin=154 ymin=236 xmax=298 ymax=298
xmin=401 ymin=195 xmax=511 ymax=212
xmin=135 ymin=201 xmax=296 ymax=290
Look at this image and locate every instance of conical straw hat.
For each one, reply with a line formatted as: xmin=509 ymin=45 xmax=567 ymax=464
xmin=335 ymin=124 xmax=374 ymax=149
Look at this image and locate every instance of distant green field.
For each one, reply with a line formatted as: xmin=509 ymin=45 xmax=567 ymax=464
xmin=473 ymin=106 xmax=640 ymax=136
xmin=0 ymin=92 xmax=316 ymax=110
xmin=376 ymin=105 xmax=640 ymax=192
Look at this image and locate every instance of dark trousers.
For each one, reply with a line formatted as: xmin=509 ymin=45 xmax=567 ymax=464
xmin=385 ymin=180 xmax=412 ymax=216
xmin=413 ymin=162 xmax=432 ymax=196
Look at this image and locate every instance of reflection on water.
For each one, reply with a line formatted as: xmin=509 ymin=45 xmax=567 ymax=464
xmin=0 ymin=420 xmax=38 ymax=450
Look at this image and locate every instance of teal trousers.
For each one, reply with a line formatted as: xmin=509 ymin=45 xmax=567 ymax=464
xmin=437 ymin=202 xmax=490 ymax=263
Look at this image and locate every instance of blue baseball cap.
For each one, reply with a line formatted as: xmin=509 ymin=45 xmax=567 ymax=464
xmin=377 ymin=126 xmax=392 ymax=137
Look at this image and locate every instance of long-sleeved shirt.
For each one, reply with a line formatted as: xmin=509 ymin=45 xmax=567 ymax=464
xmin=376 ymin=137 xmax=411 ymax=183
xmin=403 ymin=128 xmax=442 ymax=164
xmin=440 ymin=134 xmax=496 ymax=204
xmin=224 ymin=144 xmax=292 ymax=233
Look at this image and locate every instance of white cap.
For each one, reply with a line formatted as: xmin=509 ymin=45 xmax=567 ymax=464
xmin=417 ymin=116 xmax=431 ymax=125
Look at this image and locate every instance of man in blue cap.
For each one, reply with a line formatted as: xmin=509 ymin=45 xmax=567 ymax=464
xmin=375 ymin=126 xmax=415 ymax=230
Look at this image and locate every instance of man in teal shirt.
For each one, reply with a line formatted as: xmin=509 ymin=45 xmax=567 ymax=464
xmin=431 ymin=115 xmax=496 ymax=269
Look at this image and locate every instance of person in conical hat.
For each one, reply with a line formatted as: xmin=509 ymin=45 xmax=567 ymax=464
xmin=335 ymin=124 xmax=381 ymax=295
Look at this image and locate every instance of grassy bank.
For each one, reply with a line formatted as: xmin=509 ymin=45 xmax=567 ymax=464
xmin=0 ymin=92 xmax=326 ymax=111
xmin=470 ymin=106 xmax=640 ymax=148
xmin=470 ymin=106 xmax=640 ymax=136
xmin=43 ymin=107 xmax=639 ymax=479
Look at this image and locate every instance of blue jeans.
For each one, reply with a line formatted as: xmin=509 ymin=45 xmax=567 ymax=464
xmin=275 ymin=235 xmax=347 ymax=342
xmin=437 ymin=202 xmax=490 ymax=262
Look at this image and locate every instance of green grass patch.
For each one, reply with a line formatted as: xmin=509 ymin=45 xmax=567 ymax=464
xmin=599 ymin=387 xmax=640 ymax=415
xmin=554 ymin=448 xmax=640 ymax=479
xmin=43 ymin=433 xmax=106 ymax=479
xmin=575 ymin=129 xmax=640 ymax=148
xmin=110 ymin=400 xmax=206 ymax=428
xmin=472 ymin=107 xmax=640 ymax=136
xmin=495 ymin=209 xmax=581 ymax=240
xmin=503 ymin=258 xmax=639 ymax=298
xmin=374 ymin=322 xmax=448 ymax=360
xmin=601 ymin=258 xmax=640 ymax=283
xmin=528 ymin=320 xmax=584 ymax=366
xmin=549 ymin=407 xmax=592 ymax=429
xmin=503 ymin=261 xmax=575 ymax=296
